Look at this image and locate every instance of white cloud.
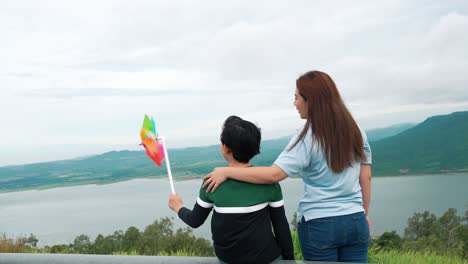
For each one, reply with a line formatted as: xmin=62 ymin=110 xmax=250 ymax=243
xmin=427 ymin=12 xmax=468 ymax=56
xmin=1 ymin=0 xmax=467 ymax=165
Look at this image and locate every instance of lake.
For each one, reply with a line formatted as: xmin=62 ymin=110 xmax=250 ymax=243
xmin=1 ymin=174 xmax=467 ymax=246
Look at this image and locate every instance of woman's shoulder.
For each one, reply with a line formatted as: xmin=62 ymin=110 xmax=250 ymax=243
xmin=357 ymin=125 xmax=369 ymax=143
xmin=289 ymin=124 xmax=313 ymax=143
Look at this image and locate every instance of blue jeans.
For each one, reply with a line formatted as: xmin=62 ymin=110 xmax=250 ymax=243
xmin=298 ymin=212 xmax=369 ymax=263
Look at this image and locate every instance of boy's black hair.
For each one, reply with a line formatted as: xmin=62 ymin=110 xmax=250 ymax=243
xmin=220 ymin=115 xmax=261 ymax=163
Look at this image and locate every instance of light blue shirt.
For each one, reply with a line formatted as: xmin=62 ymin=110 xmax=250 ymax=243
xmin=274 ymin=126 xmax=372 ymax=222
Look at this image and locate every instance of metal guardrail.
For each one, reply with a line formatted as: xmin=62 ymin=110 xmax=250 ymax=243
xmin=0 ymin=253 xmax=331 ymax=264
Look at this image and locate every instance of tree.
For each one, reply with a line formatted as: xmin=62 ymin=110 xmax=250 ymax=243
xmin=25 ymin=234 xmax=38 ymax=249
xmin=93 ymin=234 xmax=113 ymax=254
xmin=141 ymin=217 xmax=174 ymax=255
xmin=402 ymin=234 xmax=443 ymax=254
xmin=404 ymin=211 xmax=439 ymax=240
xmin=110 ymin=230 xmax=124 ymax=253
xmin=458 ymin=209 xmax=468 ymax=259
xmin=138 ymin=217 xmax=213 ymax=256
xmin=72 ymin=234 xmax=92 ymax=253
xmin=375 ymin=231 xmax=402 ymax=250
xmin=438 ymin=208 xmax=461 ymax=247
xmin=402 ymin=208 xmax=466 ymax=258
xmin=36 ymin=216 xmax=215 ymax=257
xmin=48 ymin=244 xmax=70 ymax=254
xmin=166 ymin=228 xmax=213 ymax=256
xmin=123 ymin=226 xmax=141 ymax=252
xmin=462 ymin=208 xmax=468 ymax=230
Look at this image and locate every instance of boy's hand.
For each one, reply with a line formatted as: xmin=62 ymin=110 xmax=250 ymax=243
xmin=168 ymin=193 xmax=184 ymax=214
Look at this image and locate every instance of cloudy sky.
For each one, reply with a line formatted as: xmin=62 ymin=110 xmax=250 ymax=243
xmin=1 ymin=0 xmax=468 ymax=166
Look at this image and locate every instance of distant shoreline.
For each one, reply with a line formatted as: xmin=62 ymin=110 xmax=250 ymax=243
xmin=0 ymin=175 xmax=204 ymax=194
xmin=1 ymin=172 xmax=467 ymax=195
xmin=371 ymin=172 xmax=468 ymax=178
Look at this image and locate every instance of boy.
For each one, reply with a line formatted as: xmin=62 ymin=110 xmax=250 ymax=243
xmin=168 ymin=116 xmax=293 ymax=264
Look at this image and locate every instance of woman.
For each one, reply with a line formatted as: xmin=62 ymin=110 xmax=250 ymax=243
xmin=203 ymin=70 xmax=372 ymax=263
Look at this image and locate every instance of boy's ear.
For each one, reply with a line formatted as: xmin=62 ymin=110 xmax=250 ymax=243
xmin=221 ymin=144 xmax=232 ymax=154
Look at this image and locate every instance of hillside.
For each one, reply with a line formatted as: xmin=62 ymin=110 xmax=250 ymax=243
xmin=1 ymin=111 xmax=467 ymax=192
xmin=372 ymin=111 xmax=468 ymax=176
xmin=366 ymin=123 xmax=416 ymax=142
xmin=0 ymin=137 xmax=290 ymax=192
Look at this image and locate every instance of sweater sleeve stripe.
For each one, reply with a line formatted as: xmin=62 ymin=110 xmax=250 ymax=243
xmin=269 ymin=200 xmax=285 ymax=207
xmin=197 ymin=197 xmax=214 ymax=208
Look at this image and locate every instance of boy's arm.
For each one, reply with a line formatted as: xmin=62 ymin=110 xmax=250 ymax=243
xmin=168 ymin=193 xmax=212 ymax=228
xmin=178 ymin=203 xmax=212 ymax=228
xmin=269 ymin=203 xmax=294 ymax=260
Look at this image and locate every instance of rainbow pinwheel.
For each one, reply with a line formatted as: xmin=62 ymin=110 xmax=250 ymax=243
xmin=140 ymin=115 xmax=165 ymax=167
xmin=140 ymin=114 xmax=176 ymax=194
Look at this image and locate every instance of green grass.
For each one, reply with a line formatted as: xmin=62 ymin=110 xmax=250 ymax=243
xmin=157 ymin=249 xmax=202 ymax=257
xmin=3 ymin=231 xmax=467 ymax=263
xmin=112 ymin=250 xmax=139 ymax=255
xmin=368 ymin=248 xmax=467 ymax=264
xmin=291 ymin=230 xmax=303 ymax=260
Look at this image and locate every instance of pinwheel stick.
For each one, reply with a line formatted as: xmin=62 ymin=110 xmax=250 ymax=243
xmin=158 ymin=136 xmax=176 ymax=194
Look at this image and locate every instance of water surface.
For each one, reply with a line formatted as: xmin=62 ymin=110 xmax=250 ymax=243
xmin=1 ymin=174 xmax=467 ymax=246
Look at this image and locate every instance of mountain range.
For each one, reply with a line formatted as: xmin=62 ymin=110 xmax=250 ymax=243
xmin=366 ymin=123 xmax=416 ymax=142
xmin=372 ymin=111 xmax=468 ymax=175
xmin=0 ymin=111 xmax=467 ymax=192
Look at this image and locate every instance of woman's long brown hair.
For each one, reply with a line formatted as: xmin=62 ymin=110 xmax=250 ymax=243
xmin=289 ymin=70 xmax=365 ymax=173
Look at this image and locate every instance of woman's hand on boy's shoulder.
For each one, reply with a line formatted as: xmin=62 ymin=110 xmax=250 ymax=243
xmin=203 ymin=167 xmax=228 ymax=193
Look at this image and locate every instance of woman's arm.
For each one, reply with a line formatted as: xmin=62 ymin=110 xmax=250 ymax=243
xmin=359 ymin=164 xmax=371 ymax=214
xmin=359 ymin=164 xmax=372 ymax=232
xmin=203 ymin=165 xmax=287 ymax=192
